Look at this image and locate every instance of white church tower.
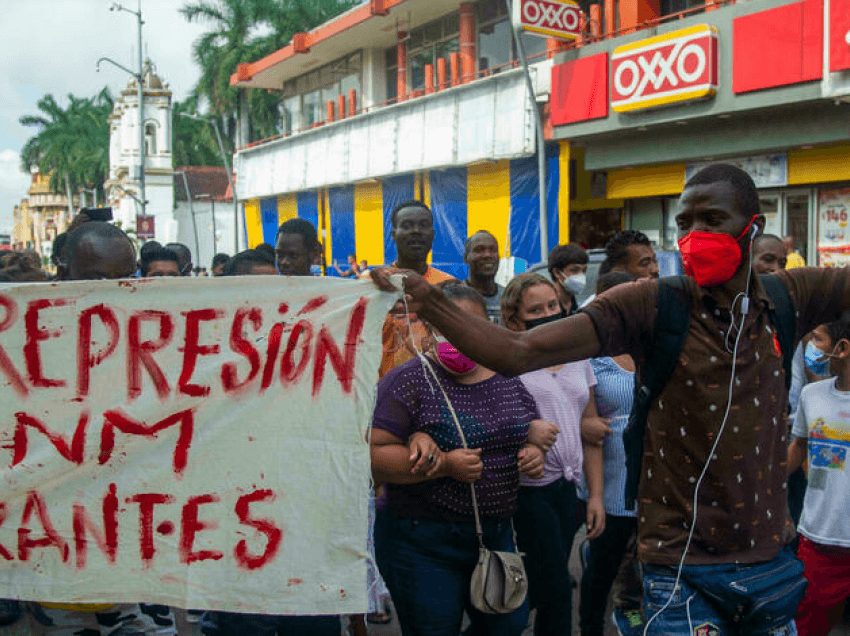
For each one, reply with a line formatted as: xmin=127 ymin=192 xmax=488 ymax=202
xmin=105 ymin=60 xmax=174 ymax=242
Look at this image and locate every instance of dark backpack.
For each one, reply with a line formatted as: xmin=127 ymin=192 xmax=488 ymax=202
xmin=622 ymin=274 xmax=796 ymax=510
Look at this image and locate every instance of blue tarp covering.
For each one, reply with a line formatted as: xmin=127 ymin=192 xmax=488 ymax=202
xmin=509 ymin=145 xmax=560 ymax=264
xmin=260 ymin=197 xmax=279 ymax=247
xmin=296 ymin=191 xmax=319 ymax=235
xmin=429 ymin=168 xmax=468 ymax=265
xmin=381 ymin=175 xmax=416 ymax=265
xmin=328 ymin=186 xmax=356 ymax=276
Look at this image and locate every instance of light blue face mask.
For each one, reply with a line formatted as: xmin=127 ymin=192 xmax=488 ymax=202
xmin=804 ymin=341 xmax=834 ymax=376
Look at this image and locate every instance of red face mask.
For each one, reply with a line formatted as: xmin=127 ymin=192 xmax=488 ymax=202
xmin=679 ymin=216 xmax=757 ymax=287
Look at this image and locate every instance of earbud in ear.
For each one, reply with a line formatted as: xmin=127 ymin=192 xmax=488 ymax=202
xmin=751 ymin=225 xmax=758 ymax=239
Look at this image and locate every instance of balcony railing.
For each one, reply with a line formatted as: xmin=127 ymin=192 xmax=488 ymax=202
xmin=238 ymin=0 xmax=734 ymax=153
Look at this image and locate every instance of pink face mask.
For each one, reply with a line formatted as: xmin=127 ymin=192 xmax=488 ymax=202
xmin=436 ymin=340 xmax=477 ymax=374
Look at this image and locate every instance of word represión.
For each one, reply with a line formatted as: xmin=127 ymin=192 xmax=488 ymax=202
xmin=0 ymin=293 xmax=368 ymax=402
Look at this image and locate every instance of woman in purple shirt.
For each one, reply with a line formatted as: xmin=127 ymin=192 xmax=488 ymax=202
xmin=370 ymin=285 xmax=555 ymax=636
xmin=502 ymin=272 xmax=606 ymax=636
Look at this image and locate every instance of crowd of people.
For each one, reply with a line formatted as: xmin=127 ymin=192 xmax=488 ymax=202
xmin=0 ymin=163 xmax=847 ymax=636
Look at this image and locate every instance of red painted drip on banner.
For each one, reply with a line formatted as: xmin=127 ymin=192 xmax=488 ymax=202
xmin=77 ymin=304 xmax=120 ymax=399
xmin=0 ymin=504 xmax=13 ymax=561
xmin=180 ymin=494 xmax=224 ymax=564
xmin=126 ymin=492 xmax=176 ymax=566
xmin=18 ymin=490 xmax=69 ymax=562
xmin=280 ymin=321 xmax=313 ymax=386
xmin=72 ymin=483 xmax=119 ymax=569
xmin=127 ymin=311 xmax=175 ymax=402
xmin=312 ymin=298 xmax=367 ymax=396
xmin=23 ymin=298 xmax=70 ymax=388
xmin=178 ymin=309 xmax=223 ymax=397
xmin=13 ymin=410 xmax=88 ymax=467
xmin=221 ymin=308 xmax=262 ymax=395
xmin=234 ymin=489 xmax=283 ymax=570
xmin=0 ymin=295 xmax=28 ymax=398
xmin=296 ymin=296 xmax=328 ymax=316
xmin=99 ymin=408 xmax=196 ymax=476
xmin=260 ymin=322 xmax=284 ymax=391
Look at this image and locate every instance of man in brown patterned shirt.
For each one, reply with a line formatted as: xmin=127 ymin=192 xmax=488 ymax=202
xmin=374 ymin=165 xmax=845 ymax=635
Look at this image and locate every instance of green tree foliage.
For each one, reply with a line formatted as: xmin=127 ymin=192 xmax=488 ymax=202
xmin=172 ymin=96 xmax=221 ymax=167
xmin=19 ymin=88 xmax=113 ymax=198
xmin=181 ymin=0 xmax=358 ymax=143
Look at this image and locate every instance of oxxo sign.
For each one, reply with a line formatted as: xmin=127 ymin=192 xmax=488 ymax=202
xmin=611 ymin=25 xmax=718 ymax=113
xmin=512 ymin=0 xmax=582 ymax=41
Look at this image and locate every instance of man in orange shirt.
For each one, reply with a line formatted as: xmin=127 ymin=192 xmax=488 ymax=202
xmin=377 ymin=200 xmax=454 ymax=376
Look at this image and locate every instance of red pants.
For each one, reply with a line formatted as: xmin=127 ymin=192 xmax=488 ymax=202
xmin=796 ymin=536 xmax=850 ymax=636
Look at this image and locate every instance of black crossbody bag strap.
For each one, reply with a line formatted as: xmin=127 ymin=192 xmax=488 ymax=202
xmin=759 ymin=274 xmax=796 ymax=392
xmin=623 ymin=276 xmax=691 ymax=510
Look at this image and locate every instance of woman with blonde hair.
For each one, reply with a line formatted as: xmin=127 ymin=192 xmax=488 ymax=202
xmin=502 ymin=272 xmax=606 ymax=636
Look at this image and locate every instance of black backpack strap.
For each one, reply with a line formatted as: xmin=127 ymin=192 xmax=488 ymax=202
xmin=623 ymin=276 xmax=691 ymax=510
xmin=759 ymin=274 xmax=796 ymax=392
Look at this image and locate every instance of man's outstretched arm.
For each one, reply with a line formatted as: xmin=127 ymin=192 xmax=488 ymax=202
xmin=372 ymin=268 xmax=602 ymax=376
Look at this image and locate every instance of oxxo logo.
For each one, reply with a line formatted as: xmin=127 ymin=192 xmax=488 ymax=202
xmin=512 ymin=0 xmax=582 ymax=41
xmin=611 ymin=25 xmax=718 ymax=113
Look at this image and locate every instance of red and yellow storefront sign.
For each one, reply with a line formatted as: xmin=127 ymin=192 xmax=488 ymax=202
xmin=511 ymin=0 xmax=582 ymax=41
xmin=611 ymin=24 xmax=718 ymax=113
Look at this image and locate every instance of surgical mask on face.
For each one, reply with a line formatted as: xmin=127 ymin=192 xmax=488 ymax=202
xmin=435 ymin=338 xmax=477 ymax=374
xmin=523 ymin=310 xmax=567 ymax=331
xmin=804 ymin=341 xmax=835 ymax=376
xmin=560 ymin=274 xmax=586 ymax=297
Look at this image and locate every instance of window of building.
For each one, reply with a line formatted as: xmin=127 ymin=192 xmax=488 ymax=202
xmin=144 ymin=123 xmax=157 ymax=155
xmin=477 ymin=1 xmax=548 ymax=75
xmin=278 ymin=52 xmax=362 ymax=134
xmin=661 ymin=0 xmax=705 ymax=19
xmin=385 ymin=12 xmax=461 ymax=95
xmin=479 ymin=19 xmax=512 ymax=73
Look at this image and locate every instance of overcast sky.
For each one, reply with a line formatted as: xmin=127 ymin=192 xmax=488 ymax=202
xmin=0 ymin=0 xmax=211 ymax=235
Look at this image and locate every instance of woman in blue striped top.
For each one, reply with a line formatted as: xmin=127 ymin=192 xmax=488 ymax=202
xmin=578 ymin=271 xmax=640 ymax=636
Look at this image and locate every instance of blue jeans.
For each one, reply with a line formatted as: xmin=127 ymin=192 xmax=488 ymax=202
xmin=513 ymin=478 xmax=579 ymax=636
xmin=199 ymin=612 xmax=340 ymax=636
xmin=642 ymin=555 xmax=800 ymax=636
xmin=374 ymin=509 xmax=529 ymax=636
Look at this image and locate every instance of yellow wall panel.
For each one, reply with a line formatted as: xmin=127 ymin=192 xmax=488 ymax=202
xmin=467 ymin=161 xmax=511 ymax=256
xmin=607 ymin=164 xmax=686 ymax=199
xmin=559 ymin=142 xmax=571 ymax=245
xmin=244 ymin=199 xmax=263 ymax=248
xmin=320 ymin=189 xmax=331 ymax=267
xmin=422 ymin=171 xmax=433 ymax=264
xmin=277 ymin=193 xmax=297 ymax=225
xmin=788 ymin=144 xmax=850 ymax=185
xmin=354 ymin=182 xmax=384 ymax=266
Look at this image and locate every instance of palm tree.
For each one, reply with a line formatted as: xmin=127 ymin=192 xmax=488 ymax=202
xmin=19 ymin=89 xmax=114 ymax=213
xmin=181 ymin=0 xmax=358 ymax=144
xmin=173 ymin=96 xmax=221 ymax=167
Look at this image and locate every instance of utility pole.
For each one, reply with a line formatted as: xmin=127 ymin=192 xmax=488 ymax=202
xmin=174 ymin=171 xmax=199 ymax=264
xmin=100 ymin=1 xmax=146 ymax=216
xmin=195 ymin=193 xmax=217 ymax=256
xmin=181 ymin=112 xmax=239 ymax=254
xmin=506 ymin=0 xmax=548 ymax=262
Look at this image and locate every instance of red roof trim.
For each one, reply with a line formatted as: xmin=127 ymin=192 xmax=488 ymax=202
xmin=230 ymin=0 xmax=408 ymax=86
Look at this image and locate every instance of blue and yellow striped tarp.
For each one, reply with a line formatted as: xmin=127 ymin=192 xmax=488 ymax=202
xmin=244 ymin=142 xmax=573 ymax=278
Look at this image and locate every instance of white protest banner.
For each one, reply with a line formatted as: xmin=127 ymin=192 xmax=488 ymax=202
xmin=0 ymin=276 xmax=397 ymax=615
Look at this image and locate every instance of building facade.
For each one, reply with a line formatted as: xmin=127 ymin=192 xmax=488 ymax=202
xmin=105 ymin=61 xmax=175 ymax=244
xmin=14 ymin=171 xmax=81 ymax=259
xmin=550 ymin=0 xmax=850 ymax=266
xmin=232 ymin=0 xmax=850 ymax=275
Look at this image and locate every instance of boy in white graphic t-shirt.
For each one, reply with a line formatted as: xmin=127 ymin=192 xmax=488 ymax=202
xmin=788 ymin=312 xmax=850 ymax=636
